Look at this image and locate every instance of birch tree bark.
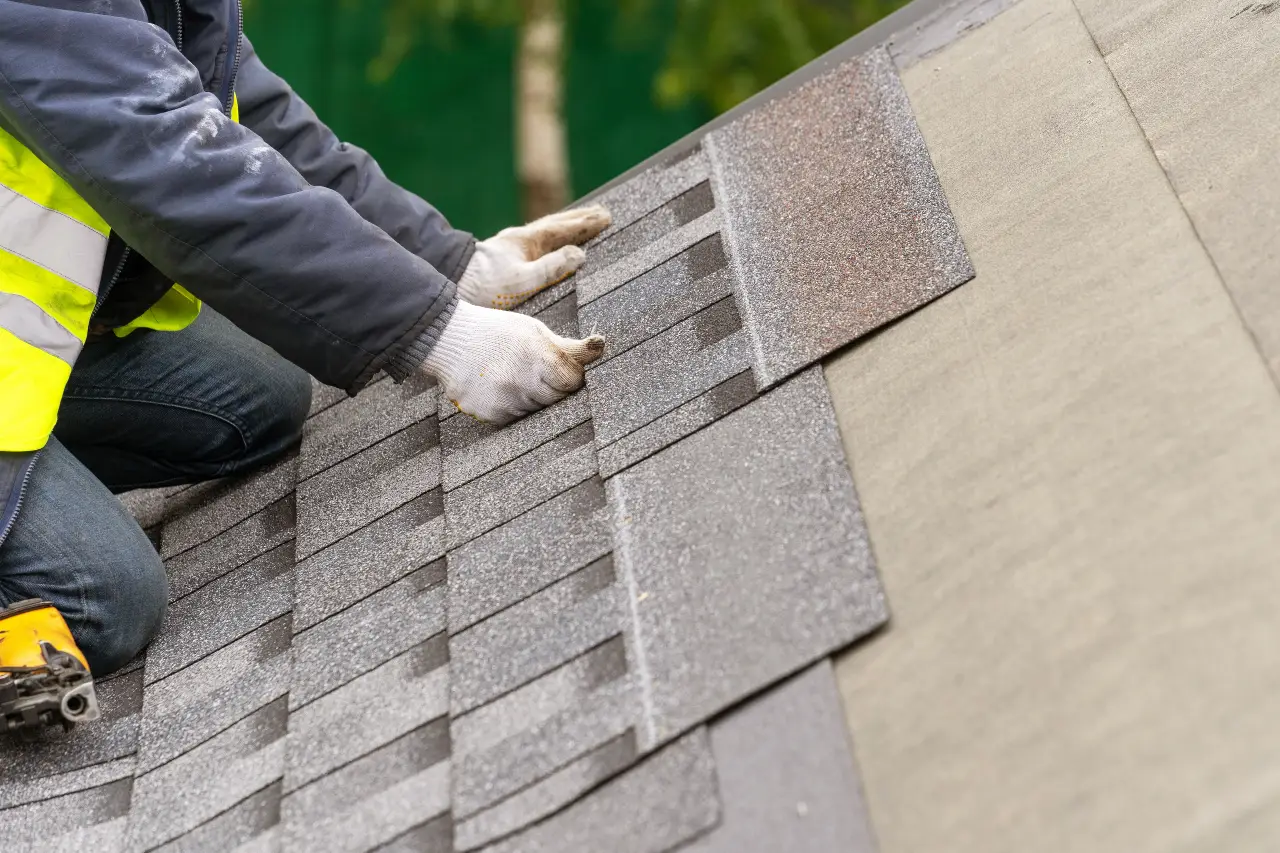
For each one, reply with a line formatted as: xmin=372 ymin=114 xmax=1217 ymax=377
xmin=516 ymin=0 xmax=569 ymax=220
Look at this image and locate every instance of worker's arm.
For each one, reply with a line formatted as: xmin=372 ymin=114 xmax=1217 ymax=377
xmin=0 ymin=1 xmax=452 ymax=391
xmin=233 ymin=37 xmax=475 ymax=283
xmin=234 ymin=38 xmax=614 ymax=315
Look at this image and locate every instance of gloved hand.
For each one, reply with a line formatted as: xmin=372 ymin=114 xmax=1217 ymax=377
xmin=458 ymin=205 xmax=612 ymax=309
xmin=424 ymin=300 xmax=604 ymax=425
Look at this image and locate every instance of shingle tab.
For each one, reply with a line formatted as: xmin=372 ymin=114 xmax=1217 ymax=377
xmin=578 ymin=236 xmax=732 ymax=364
xmin=583 ymin=144 xmax=710 ymax=235
xmin=138 ymin=616 xmax=293 ymax=773
xmin=0 ymin=756 xmax=135 ymax=812
xmin=586 ymin=296 xmax=751 ymax=447
xmin=295 ymin=426 xmax=441 ymax=559
xmin=290 ymin=568 xmax=446 ymax=709
xmin=440 ymin=391 xmax=591 ymax=491
xmin=476 ymin=729 xmax=719 ymax=853
xmin=450 ymin=556 xmax=623 ymax=715
xmin=151 ymin=781 xmax=282 ymax=853
xmin=683 ymin=661 xmax=879 ymax=853
xmin=706 ymin=48 xmax=973 ymax=387
xmin=128 ymin=697 xmax=289 ymax=851
xmin=580 ymin=181 xmax=715 ymax=277
xmin=284 ymin=637 xmax=449 ymax=791
xmin=444 ymin=421 xmax=597 ymax=549
xmin=447 ymin=477 xmax=612 ymax=633
xmin=608 ymin=369 xmax=886 ymax=748
xmin=577 ymin=210 xmax=721 ymax=306
xmin=163 ymin=494 xmax=295 ymax=602
xmin=293 ymin=493 xmax=444 ymax=631
xmin=281 ymin=720 xmax=450 ymax=853
xmin=453 ymin=672 xmax=637 ymax=823
xmin=162 ymin=452 xmax=297 ymax=558
xmin=299 ymin=372 xmax=437 ymax=480
xmin=2 ymin=778 xmax=133 ymax=853
xmin=454 ymin=730 xmax=637 ymax=851
xmin=145 ymin=541 xmax=294 ymax=683
xmin=597 ymin=370 xmax=757 ymax=478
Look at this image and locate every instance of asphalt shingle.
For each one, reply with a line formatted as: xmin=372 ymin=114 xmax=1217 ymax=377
xmin=607 ymin=368 xmax=887 ymax=748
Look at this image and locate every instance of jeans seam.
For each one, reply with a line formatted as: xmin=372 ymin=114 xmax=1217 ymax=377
xmin=60 ymin=389 xmax=255 ymax=460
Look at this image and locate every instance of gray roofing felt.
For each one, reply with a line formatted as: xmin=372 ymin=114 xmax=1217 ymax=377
xmin=2 ymin=9 xmax=980 ymax=849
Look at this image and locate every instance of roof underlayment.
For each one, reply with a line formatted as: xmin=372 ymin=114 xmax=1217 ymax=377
xmin=0 ymin=0 xmax=1003 ymax=849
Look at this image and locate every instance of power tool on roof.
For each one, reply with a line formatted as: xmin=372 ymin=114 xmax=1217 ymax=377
xmin=0 ymin=599 xmax=100 ymax=735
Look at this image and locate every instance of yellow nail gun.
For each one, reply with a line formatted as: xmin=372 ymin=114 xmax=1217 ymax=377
xmin=0 ymin=599 xmax=100 ymax=735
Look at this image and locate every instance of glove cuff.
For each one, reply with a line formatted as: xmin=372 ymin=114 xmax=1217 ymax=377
xmin=384 ymin=293 xmax=459 ymax=382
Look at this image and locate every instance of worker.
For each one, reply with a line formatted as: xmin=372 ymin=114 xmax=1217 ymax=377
xmin=0 ymin=0 xmax=610 ymax=680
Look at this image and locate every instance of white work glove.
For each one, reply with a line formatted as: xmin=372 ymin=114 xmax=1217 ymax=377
xmin=424 ymin=300 xmax=604 ymax=425
xmin=458 ymin=205 xmax=612 ymax=309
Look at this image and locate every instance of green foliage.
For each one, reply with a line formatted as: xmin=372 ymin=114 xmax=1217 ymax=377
xmin=370 ymin=0 xmax=909 ymax=113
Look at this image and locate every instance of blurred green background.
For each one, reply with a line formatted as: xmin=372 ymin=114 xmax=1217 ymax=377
xmin=245 ymin=0 xmax=908 ymax=236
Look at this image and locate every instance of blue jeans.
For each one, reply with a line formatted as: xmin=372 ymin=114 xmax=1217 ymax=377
xmin=0 ymin=310 xmax=311 ymax=675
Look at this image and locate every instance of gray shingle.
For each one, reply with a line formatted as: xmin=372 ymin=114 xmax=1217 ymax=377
xmin=440 ymin=391 xmax=591 ymax=492
xmin=452 ymin=637 xmax=629 ymax=758
xmin=453 ymin=672 xmax=637 ymax=822
xmin=529 ymin=288 xmax=579 ymax=339
xmin=444 ymin=421 xmax=597 ymax=550
xmin=2 ymin=778 xmax=133 ymax=853
xmin=128 ymin=697 xmax=289 ymax=851
xmin=293 ymin=493 xmax=444 ymax=631
xmin=281 ymin=720 xmax=450 ymax=853
xmin=579 ymin=181 xmax=715 ymax=277
xmin=706 ymin=48 xmax=973 ymax=388
xmin=290 ymin=568 xmax=447 ymax=709
xmin=372 ymin=814 xmax=452 ymax=853
xmin=450 ymin=556 xmax=623 ymax=715
xmin=163 ymin=494 xmax=295 ymax=602
xmin=145 ymin=541 xmax=294 ymax=684
xmin=151 ymin=781 xmax=282 ymax=853
xmin=284 ymin=637 xmax=449 ymax=791
xmin=138 ymin=616 xmax=292 ymax=773
xmin=299 ymin=372 xmax=437 ymax=480
xmin=308 ymin=377 xmax=349 ymax=419
xmin=0 ymin=668 xmax=142 ymax=782
xmin=161 ymin=452 xmax=297 ymax=558
xmin=576 ymin=210 xmax=721 ymax=306
xmin=577 ymin=237 xmax=732 ymax=364
xmin=608 ymin=368 xmax=886 ymax=748
xmin=585 ymin=297 xmax=751 ymax=447
xmin=454 ymin=730 xmax=637 ymax=851
xmin=683 ymin=661 xmax=879 ymax=853
xmin=476 ymin=729 xmax=719 ymax=853
xmin=597 ymin=371 xmax=757 ymax=478
xmin=0 ymin=756 xmax=134 ymax=811
xmin=583 ymin=144 xmax=710 ymax=236
xmin=295 ymin=425 xmax=440 ymax=559
xmin=447 ymin=477 xmax=612 ymax=633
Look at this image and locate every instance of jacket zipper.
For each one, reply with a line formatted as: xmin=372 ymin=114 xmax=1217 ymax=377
xmin=220 ymin=0 xmax=243 ymax=117
xmin=171 ymin=0 xmax=184 ymax=50
xmin=0 ymin=451 xmax=40 ymax=549
xmin=94 ymin=246 xmax=130 ymax=317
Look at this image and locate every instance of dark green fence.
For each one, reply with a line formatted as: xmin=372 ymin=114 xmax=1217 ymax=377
xmin=245 ymin=0 xmax=711 ymax=237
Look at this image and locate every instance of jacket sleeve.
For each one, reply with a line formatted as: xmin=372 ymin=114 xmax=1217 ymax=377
xmin=235 ymin=37 xmax=476 ymax=283
xmin=0 ymin=1 xmax=456 ymax=392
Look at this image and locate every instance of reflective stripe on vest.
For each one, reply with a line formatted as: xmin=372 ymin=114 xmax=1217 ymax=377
xmin=0 ymin=125 xmax=107 ymax=451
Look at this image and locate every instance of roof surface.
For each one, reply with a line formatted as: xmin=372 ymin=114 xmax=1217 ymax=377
xmin=1 ymin=4 xmax=979 ymax=849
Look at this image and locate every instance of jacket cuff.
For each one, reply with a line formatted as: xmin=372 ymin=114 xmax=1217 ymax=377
xmin=384 ymin=291 xmax=459 ymax=382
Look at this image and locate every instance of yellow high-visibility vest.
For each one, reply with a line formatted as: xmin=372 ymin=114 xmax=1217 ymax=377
xmin=0 ymin=96 xmax=240 ymax=452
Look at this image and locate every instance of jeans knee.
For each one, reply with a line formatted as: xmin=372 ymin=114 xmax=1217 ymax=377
xmin=241 ymin=361 xmax=311 ymax=464
xmin=78 ymin=549 xmax=168 ymax=676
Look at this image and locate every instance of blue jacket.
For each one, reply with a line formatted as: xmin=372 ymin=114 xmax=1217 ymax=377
xmin=0 ymin=0 xmax=473 ymax=548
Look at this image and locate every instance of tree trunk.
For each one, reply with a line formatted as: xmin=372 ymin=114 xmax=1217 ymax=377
xmin=516 ymin=0 xmax=568 ymax=221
